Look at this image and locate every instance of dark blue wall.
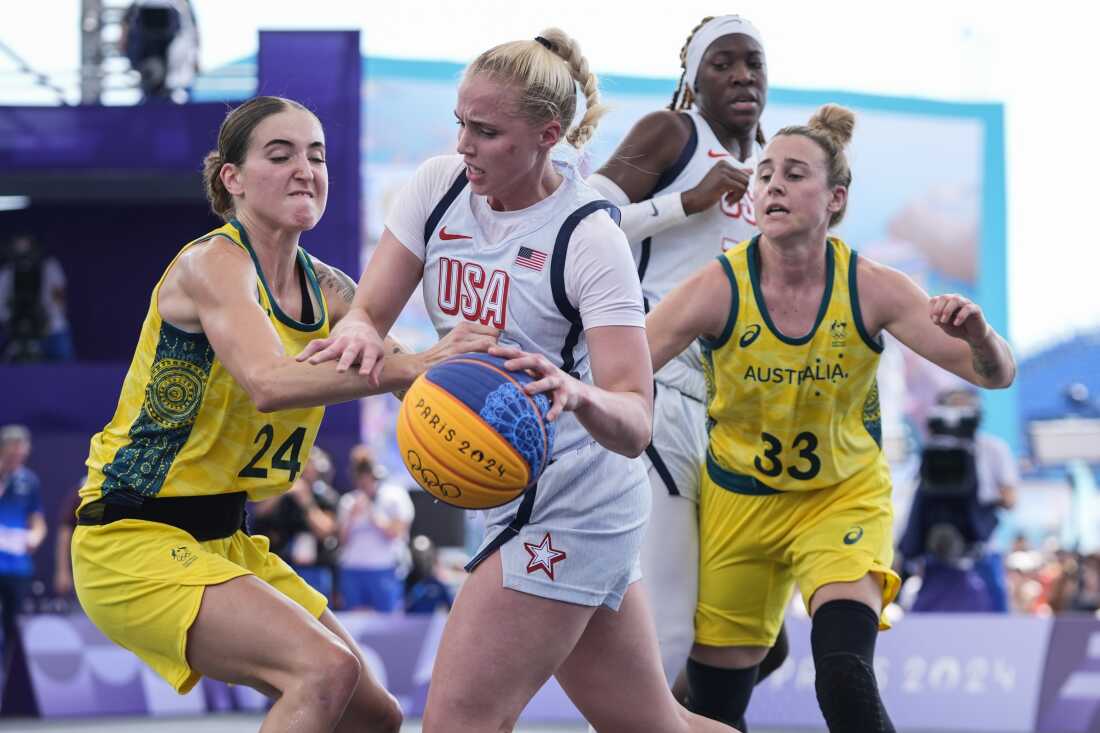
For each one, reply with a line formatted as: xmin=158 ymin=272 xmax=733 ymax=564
xmin=1 ymin=203 xmax=219 ymax=361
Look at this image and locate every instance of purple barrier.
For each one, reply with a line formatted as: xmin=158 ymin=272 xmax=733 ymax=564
xmin=750 ymin=614 xmax=1052 ymax=732
xmin=26 ymin=610 xmax=1076 ymax=728
xmin=1036 ymin=616 xmax=1100 ymax=733
xmin=21 ymin=612 xmax=581 ymax=722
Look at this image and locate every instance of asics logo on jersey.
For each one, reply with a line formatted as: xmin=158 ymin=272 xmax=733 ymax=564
xmin=707 ymin=149 xmax=730 ymax=158
xmin=439 ymin=226 xmax=473 ymax=241
xmin=843 ymin=526 xmax=864 ymax=545
xmin=740 ymin=324 xmax=762 ymax=347
xmin=437 ymin=256 xmax=509 ymax=329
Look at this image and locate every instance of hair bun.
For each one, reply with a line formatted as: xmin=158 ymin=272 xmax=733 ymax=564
xmin=807 ymin=104 xmax=855 ymax=149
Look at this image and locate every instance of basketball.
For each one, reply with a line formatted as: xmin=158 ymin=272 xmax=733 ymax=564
xmin=396 ymin=352 xmax=555 ymax=509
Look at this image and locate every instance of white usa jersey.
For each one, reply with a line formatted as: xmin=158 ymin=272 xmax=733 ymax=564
xmin=415 ymin=157 xmax=639 ymax=456
xmin=637 ymin=109 xmax=762 ymax=399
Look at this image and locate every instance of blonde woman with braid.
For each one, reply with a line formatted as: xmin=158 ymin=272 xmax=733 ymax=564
xmin=586 ymin=14 xmax=785 ymax=711
xmin=646 ymin=104 xmax=1015 ymax=732
xmin=299 ymin=30 xmax=736 ymax=733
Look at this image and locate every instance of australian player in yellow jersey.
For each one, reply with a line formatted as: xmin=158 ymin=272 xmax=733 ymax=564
xmin=646 ymin=104 xmax=1015 ymax=732
xmin=72 ymin=96 xmax=496 ymax=733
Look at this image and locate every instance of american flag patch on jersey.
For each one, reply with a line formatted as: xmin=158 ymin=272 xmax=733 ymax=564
xmin=514 ymin=246 xmax=548 ymax=272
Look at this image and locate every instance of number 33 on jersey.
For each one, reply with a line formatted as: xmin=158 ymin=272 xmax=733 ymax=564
xmin=703 ymin=236 xmax=885 ymax=493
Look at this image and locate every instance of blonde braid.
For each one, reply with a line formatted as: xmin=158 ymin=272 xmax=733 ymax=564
xmin=669 ymin=16 xmax=714 ymax=111
xmin=538 ymin=28 xmax=607 ymax=148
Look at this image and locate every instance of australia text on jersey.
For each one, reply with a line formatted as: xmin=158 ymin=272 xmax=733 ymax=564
xmin=742 ymin=361 xmax=849 ymax=385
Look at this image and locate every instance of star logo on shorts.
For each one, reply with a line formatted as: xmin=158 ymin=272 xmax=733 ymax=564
xmin=524 ymin=532 xmax=567 ymax=580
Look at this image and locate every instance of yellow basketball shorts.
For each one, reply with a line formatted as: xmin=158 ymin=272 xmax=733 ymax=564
xmin=695 ymin=457 xmax=901 ymax=648
xmin=72 ymin=518 xmax=328 ymax=693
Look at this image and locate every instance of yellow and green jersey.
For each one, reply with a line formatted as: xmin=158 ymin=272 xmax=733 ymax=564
xmin=703 ymin=235 xmax=885 ymax=494
xmin=82 ymin=220 xmax=329 ymax=506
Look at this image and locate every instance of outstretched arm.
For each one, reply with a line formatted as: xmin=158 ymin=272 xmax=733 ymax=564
xmin=860 ymin=257 xmax=1015 ymax=389
xmin=646 ymin=260 xmax=735 ymax=373
xmin=297 ymin=230 xmax=429 ymax=385
xmin=180 ymin=238 xmax=494 ymax=411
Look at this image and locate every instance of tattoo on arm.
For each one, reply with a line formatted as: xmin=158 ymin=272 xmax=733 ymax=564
xmin=971 ymin=333 xmax=1013 ymax=384
xmin=972 ymin=345 xmax=999 ymax=380
xmin=314 ymin=261 xmax=357 ymax=304
xmin=385 ymin=337 xmax=413 ymax=400
xmin=386 ymin=335 xmax=410 ymax=356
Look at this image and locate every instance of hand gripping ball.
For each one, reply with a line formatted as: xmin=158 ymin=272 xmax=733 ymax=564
xmin=396 ymin=353 xmax=555 ymax=509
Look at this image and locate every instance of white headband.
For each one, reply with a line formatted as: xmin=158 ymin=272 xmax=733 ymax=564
xmin=684 ymin=15 xmax=765 ymax=88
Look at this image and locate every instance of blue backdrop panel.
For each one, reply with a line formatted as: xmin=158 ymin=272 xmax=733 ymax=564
xmin=257 ymin=30 xmax=362 ymax=439
xmin=0 ymin=103 xmax=227 ymax=171
xmin=257 ymin=30 xmax=361 ymax=282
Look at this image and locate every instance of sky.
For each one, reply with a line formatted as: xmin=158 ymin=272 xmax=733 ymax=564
xmin=2 ymin=0 xmax=1098 ymax=354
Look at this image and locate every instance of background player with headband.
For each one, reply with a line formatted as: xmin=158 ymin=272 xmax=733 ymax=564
xmin=646 ymin=103 xmax=1015 ymax=732
xmin=587 ymin=14 xmax=786 ymax=704
xmin=300 ymin=29 xmax=737 ymax=733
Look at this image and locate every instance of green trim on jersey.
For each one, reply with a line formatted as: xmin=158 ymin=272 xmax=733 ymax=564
xmin=100 ymin=322 xmax=215 ymax=497
xmin=849 ymin=250 xmax=884 ymax=354
xmin=748 ymin=235 xmax=835 ymax=346
xmin=229 ymin=219 xmax=327 ymax=332
xmin=706 ymin=450 xmax=783 ymax=495
xmin=862 ymin=380 xmax=883 ymax=447
xmin=700 ymin=254 xmax=740 ymax=351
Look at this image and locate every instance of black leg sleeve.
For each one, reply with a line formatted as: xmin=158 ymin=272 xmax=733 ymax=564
xmin=685 ymin=657 xmax=758 ymax=729
xmin=756 ymin=622 xmax=789 ymax=684
xmin=811 ymin=600 xmax=895 ymax=733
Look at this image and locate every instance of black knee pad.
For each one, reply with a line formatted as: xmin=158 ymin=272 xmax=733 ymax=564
xmin=811 ymin=600 xmax=895 ymax=733
xmin=685 ymin=657 xmax=758 ymax=728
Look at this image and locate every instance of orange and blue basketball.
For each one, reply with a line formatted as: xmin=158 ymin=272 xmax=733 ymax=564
xmin=396 ymin=352 xmax=555 ymax=509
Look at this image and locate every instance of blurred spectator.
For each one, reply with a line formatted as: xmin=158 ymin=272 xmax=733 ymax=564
xmin=53 ymin=481 xmax=84 ymax=603
xmin=0 ymin=233 xmax=73 ymax=363
xmin=1069 ymin=553 xmax=1100 ymax=612
xmin=900 ymin=387 xmax=1018 ymax=613
xmin=120 ymin=0 xmax=199 ymax=102
xmin=404 ymin=535 xmax=453 ymax=615
xmin=338 ymin=446 xmax=414 ymax=613
xmin=1043 ymin=550 xmax=1080 ymax=615
xmin=942 ymin=388 xmax=1019 ymax=612
xmin=249 ymin=447 xmax=340 ymax=600
xmin=1005 ymin=549 xmax=1047 ymax=614
xmin=909 ymin=560 xmax=992 ymax=613
xmin=998 ymin=539 xmax=1100 ymax=616
xmin=0 ymin=425 xmax=46 ymax=672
